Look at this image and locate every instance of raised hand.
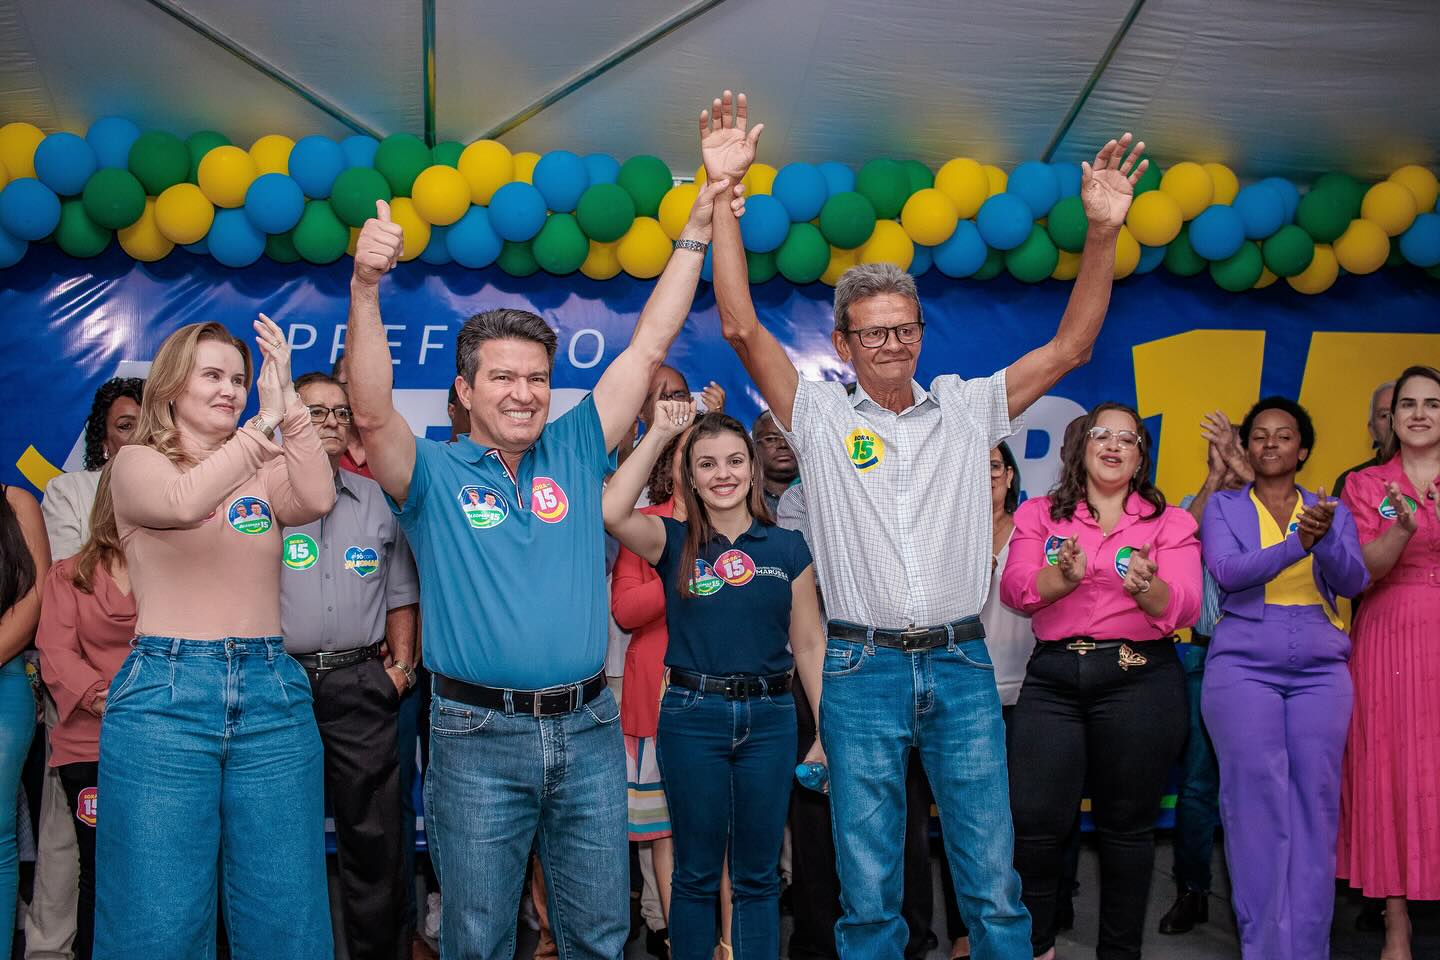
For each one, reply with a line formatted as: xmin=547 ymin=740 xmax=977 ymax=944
xmin=699 ymin=381 xmax=726 ymax=414
xmin=1201 ymin=410 xmax=1253 ymax=482
xmin=253 ymin=313 xmax=292 ymax=421
xmin=699 ymin=90 xmax=764 ymax=183
xmin=1057 ymin=536 xmax=1087 ymax=584
xmin=1387 ymin=480 xmax=1419 ymax=534
xmin=1081 ymin=133 xmax=1148 ymax=230
xmin=650 ymin=398 xmax=696 ymax=442
xmin=1297 ymin=487 xmax=1337 ymax=550
xmin=1123 ymin=543 xmax=1157 ymax=596
xmin=353 ymin=199 xmax=404 ymax=286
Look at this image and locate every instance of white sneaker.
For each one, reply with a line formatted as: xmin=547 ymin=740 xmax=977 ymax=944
xmin=423 ymin=892 xmax=442 ymax=948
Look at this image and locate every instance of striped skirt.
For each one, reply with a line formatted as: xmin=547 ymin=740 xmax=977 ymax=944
xmin=625 ymin=734 xmax=671 ymax=841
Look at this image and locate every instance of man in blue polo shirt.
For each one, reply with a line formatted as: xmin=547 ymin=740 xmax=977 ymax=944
xmin=344 ymin=175 xmax=741 ymax=960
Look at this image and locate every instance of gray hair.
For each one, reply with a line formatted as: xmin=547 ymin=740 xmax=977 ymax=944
xmin=456 ymin=309 xmax=558 ymax=383
xmin=1370 ymin=379 xmax=1396 ymax=412
xmin=833 ymin=262 xmax=923 ymax=333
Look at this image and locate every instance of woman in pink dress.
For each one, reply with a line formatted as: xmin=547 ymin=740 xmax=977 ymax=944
xmin=1338 ymin=364 xmax=1440 ymax=960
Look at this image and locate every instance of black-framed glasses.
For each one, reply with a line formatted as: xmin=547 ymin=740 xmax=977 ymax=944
xmin=307 ymin=404 xmax=353 ymax=424
xmin=848 ymin=321 xmax=925 ymax=349
xmin=654 ymin=388 xmax=692 ymax=402
xmin=1087 ymin=426 xmax=1141 ymax=448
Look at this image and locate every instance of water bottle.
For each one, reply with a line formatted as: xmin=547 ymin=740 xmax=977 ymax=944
xmin=795 ymin=761 xmax=829 ymax=793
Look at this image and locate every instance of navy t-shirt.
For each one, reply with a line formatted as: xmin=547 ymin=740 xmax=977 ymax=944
xmin=656 ymin=516 xmax=813 ymax=676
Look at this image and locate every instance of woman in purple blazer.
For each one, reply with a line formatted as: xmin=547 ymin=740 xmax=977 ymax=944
xmin=1199 ymin=397 xmax=1368 ymax=960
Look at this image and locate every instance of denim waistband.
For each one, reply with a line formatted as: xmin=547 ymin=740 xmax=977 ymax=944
xmin=133 ymin=635 xmax=287 ymax=657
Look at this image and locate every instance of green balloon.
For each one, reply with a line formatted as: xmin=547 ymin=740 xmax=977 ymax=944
xmin=819 ymin=192 xmax=877 ymax=249
xmin=575 ymin=183 xmax=635 ymax=242
xmin=532 ymin=213 xmax=589 ymax=275
xmin=82 ymin=168 xmax=146 ymax=230
xmin=1209 ymin=242 xmax=1263 ymax=292
xmin=431 ymin=140 xmax=464 ymax=168
xmin=186 ymin=131 xmax=230 ymax=183
xmin=292 ymin=200 xmax=350 ymax=264
xmin=1386 ymin=243 xmax=1408 ymax=268
xmin=128 ymin=131 xmax=189 ymax=195
xmin=1428 ymin=263 xmax=1440 ymax=281
xmin=747 ymin=249 xmax=778 ymax=284
xmin=1296 ymin=188 xmax=1349 ymax=244
xmin=373 ymin=134 xmax=431 ymax=195
xmin=1134 ymin=162 xmax=1162 ymax=196
xmin=330 ymin=167 xmax=393 ymax=228
xmin=971 ymin=246 xmax=1005 ymax=280
xmin=1164 ymin=224 xmax=1208 ymax=276
xmin=497 ymin=239 xmax=539 ymax=277
xmin=1261 ymin=224 xmax=1315 ymax=277
xmin=855 ymin=159 xmax=910 ymax=220
xmin=265 ymin=230 xmax=301 ymax=264
xmin=616 ymin=155 xmax=672 ymax=218
xmin=1312 ymin=172 xmax=1366 ymax=220
xmin=775 ymin=223 xmax=829 ymax=284
xmin=54 ymin=200 xmax=111 ymax=258
xmin=1045 ymin=196 xmax=1088 ymax=252
xmin=901 ymin=160 xmax=934 ymax=195
xmin=1005 ymin=225 xmax=1059 ymax=283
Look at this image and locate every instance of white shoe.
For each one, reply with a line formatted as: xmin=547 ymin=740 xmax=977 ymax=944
xmin=423 ymin=892 xmax=442 ymax=948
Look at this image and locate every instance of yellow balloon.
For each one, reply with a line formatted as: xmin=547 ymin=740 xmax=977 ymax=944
xmin=1361 ymin=181 xmax=1417 ymax=237
xmin=581 ymin=240 xmax=622 ymax=280
xmin=0 ymin=122 xmax=44 ymax=179
xmin=1388 ymin=164 xmax=1439 ymax=213
xmin=388 ymin=197 xmax=431 ymax=262
xmin=1125 ymin=190 xmax=1183 ymax=246
xmin=1202 ymin=162 xmax=1239 ymax=205
xmin=117 ymin=198 xmax=174 ymax=262
xmin=512 ymin=151 xmax=540 ymax=185
xmin=983 ymin=164 xmax=1008 ymax=197
xmin=1287 ymin=243 xmax=1337 ymax=295
xmin=617 ymin=217 xmax=671 ymax=279
xmin=744 ymin=163 xmax=778 ymax=196
xmin=1159 ymin=162 xmax=1214 ymax=220
xmin=249 ymin=134 xmax=294 ymax=175
xmin=1333 ymin=218 xmax=1390 ymax=275
xmin=1253 ymin=267 xmax=1278 ymax=289
xmin=154 ymin=183 xmax=215 ymax=244
xmin=658 ymin=183 xmax=700 ymax=240
xmin=1113 ymin=225 xmax=1140 ymax=279
xmin=1052 ymin=248 xmax=1082 ymax=281
xmin=348 ymin=226 xmax=360 ymax=257
xmin=820 ymin=245 xmax=859 ymax=286
xmin=859 ymin=220 xmax=914 ymax=270
xmin=458 ymin=140 xmax=514 ymax=205
xmin=411 ymin=165 xmax=470 ymax=226
xmin=934 ymin=158 xmax=988 ymax=218
xmin=900 ymin=189 xmax=959 ymax=247
xmin=198 ymin=145 xmax=258 ymax=208
xmin=0 ymin=157 xmax=8 ymax=191
xmin=694 ymin=164 xmax=708 ymax=187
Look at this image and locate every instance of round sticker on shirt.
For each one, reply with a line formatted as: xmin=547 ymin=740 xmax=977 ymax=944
xmin=688 ymin=559 xmax=725 ymax=597
xmin=282 ymin=534 xmax=318 ymax=570
xmin=1378 ymin=494 xmax=1418 ymax=520
xmin=1044 ymin=535 xmax=1065 ymax=566
xmin=715 ymin=549 xmax=756 ymax=586
xmin=844 ymin=427 xmax=885 ymax=473
xmin=1114 ymin=545 xmax=1136 ymax=579
xmin=227 ymin=497 xmax=273 ymax=536
xmin=1287 ymin=520 xmax=1300 ymax=535
xmin=458 ymin=485 xmax=509 ymax=529
xmin=75 ymin=786 xmax=97 ymax=828
xmin=531 ymin=476 xmax=570 ymax=524
xmin=344 ymin=546 xmax=380 ymax=578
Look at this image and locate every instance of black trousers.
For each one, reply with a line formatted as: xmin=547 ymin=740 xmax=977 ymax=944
xmin=306 ymin=654 xmax=408 ymax=960
xmin=1008 ymin=641 xmax=1187 ymax=960
xmin=58 ymin=760 xmax=100 ymax=960
xmin=786 ymin=680 xmax=933 ymax=960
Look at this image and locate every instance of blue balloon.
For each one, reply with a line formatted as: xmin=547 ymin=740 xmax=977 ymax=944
xmin=817 ymin=162 xmax=854 ymax=198
xmin=1259 ymin=177 xmax=1299 ymax=223
xmin=86 ymin=117 xmax=141 ymax=170
xmin=243 ymin=174 xmax=305 ymax=234
xmin=1232 ymin=184 xmax=1285 ymax=240
xmin=34 ymin=132 xmax=97 ymax=196
xmin=738 ymin=195 xmax=789 ymax=253
xmin=909 ymin=243 xmax=933 ymax=276
xmin=0 ymin=178 xmax=61 ymax=241
xmin=582 ymin=153 xmax=620 ymax=186
xmin=1050 ymin=162 xmax=1082 ymax=199
xmin=700 ymin=243 xmax=714 ymax=282
xmin=420 ymin=224 xmax=453 ymax=265
xmin=341 ymin=135 xmax=380 ymax=169
xmin=446 ymin=206 xmax=503 ymax=268
xmin=933 ymin=220 xmax=987 ymax=277
xmin=289 ymin=136 xmax=346 ymax=199
xmin=1399 ymin=212 xmax=1440 ymax=268
xmin=0 ymin=225 xmax=26 ymax=268
xmin=1136 ymin=243 xmax=1167 ymax=275
xmin=1007 ymin=161 xmax=1061 ymax=218
xmin=1189 ymin=204 xmax=1246 ymax=260
xmin=532 ymin=150 xmax=590 ymax=214
xmin=772 ymin=163 xmax=828 ymax=223
xmin=975 ymin=194 xmax=1032 ymax=251
xmin=208 ymin=208 xmax=266 ymax=268
xmin=487 ymin=182 xmax=547 ymax=242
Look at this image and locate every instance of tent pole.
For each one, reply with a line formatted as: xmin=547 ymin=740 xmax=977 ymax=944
xmin=1040 ymin=0 xmax=1148 ymax=162
xmin=423 ymin=0 xmax=437 ymax=146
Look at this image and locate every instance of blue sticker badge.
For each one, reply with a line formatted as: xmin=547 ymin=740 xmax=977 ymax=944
xmin=344 ymin=546 xmax=380 ymax=578
xmin=458 ymin=485 xmax=509 ymax=529
xmin=1044 ymin=535 xmax=1065 ymax=566
xmin=227 ymin=496 xmax=273 ymax=536
xmin=1114 ymin=545 xmax=1135 ymax=579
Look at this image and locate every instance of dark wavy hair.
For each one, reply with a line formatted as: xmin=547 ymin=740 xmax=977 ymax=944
xmin=645 ymin=433 xmax=684 ymax=505
xmin=1047 ymin=402 xmax=1166 ymax=522
xmin=996 ymin=440 xmax=1021 ymax=514
xmin=673 ymin=413 xmax=772 ymax=599
xmin=1239 ymin=396 xmax=1316 ymax=464
xmin=1380 ymin=365 xmax=1440 ymax=463
xmin=0 ymin=489 xmax=35 ymax=617
xmin=82 ymin=377 xmax=145 ymax=471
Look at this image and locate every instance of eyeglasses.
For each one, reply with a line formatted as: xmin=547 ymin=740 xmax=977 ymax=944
xmin=1087 ymin=427 xmax=1141 ymax=448
xmin=848 ymin=322 xmax=924 ymax=349
xmin=307 ymin=404 xmax=353 ymax=424
xmin=989 ymin=461 xmax=1008 ymax=477
xmin=654 ymin=389 xmax=692 ymax=402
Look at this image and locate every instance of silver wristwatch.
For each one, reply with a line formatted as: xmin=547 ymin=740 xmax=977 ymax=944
xmin=245 ymin=413 xmax=277 ymax=439
xmin=392 ymin=659 xmax=417 ymax=690
xmin=674 ymin=238 xmax=708 ymax=254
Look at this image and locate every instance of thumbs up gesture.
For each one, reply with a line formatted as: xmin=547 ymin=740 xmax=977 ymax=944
xmin=353 ymin=199 xmax=404 ymax=287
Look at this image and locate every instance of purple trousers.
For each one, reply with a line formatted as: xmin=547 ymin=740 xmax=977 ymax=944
xmin=1201 ymin=604 xmax=1352 ymax=960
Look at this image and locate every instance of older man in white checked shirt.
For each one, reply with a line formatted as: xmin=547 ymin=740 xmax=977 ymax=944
xmin=700 ymin=89 xmax=1148 ymax=960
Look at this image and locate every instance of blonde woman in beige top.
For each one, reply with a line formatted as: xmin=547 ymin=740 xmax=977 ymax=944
xmin=94 ymin=318 xmax=336 ymax=960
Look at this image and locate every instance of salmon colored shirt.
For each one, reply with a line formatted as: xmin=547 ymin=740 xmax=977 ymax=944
xmin=1001 ymin=492 xmax=1202 ymax=642
xmin=110 ymin=402 xmax=335 ymax=641
xmin=611 ymin=499 xmax=675 ymax=738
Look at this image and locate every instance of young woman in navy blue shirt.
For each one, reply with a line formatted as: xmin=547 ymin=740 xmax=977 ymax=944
xmin=604 ymin=399 xmax=826 ymax=960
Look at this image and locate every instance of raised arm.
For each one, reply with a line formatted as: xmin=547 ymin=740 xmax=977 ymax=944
xmin=602 ymin=399 xmax=693 ymax=564
xmin=348 ymin=200 xmax=417 ymax=504
xmin=0 ymin=487 xmax=50 ymax=664
xmin=1005 ymin=135 xmax=1148 ymax=419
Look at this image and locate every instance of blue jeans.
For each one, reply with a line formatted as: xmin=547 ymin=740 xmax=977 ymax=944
xmin=0 ymin=657 xmax=36 ymax=960
xmin=424 ymin=685 xmax=627 ymax=960
xmin=94 ymin=637 xmax=331 ymax=960
xmin=820 ymin=627 xmax=1031 ymax=960
xmin=1172 ymin=642 xmax=1219 ymax=893
xmin=656 ymin=685 xmax=797 ymax=960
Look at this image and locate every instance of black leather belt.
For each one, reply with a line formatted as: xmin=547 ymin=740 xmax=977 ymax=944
xmin=827 ymin=617 xmax=985 ymax=651
xmin=1055 ymin=634 xmax=1178 ymax=652
xmin=292 ymin=641 xmax=382 ymax=672
xmin=435 ymin=671 xmax=606 ymax=717
xmin=668 ymin=669 xmax=792 ymax=701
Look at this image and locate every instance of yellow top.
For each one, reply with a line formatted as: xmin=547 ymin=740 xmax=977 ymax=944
xmin=1251 ymin=489 xmax=1341 ymax=628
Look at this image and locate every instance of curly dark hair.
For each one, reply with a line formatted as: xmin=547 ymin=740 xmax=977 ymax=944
xmin=645 ymin=433 xmax=684 ymax=505
xmin=82 ymin=377 xmax=146 ymax=471
xmin=1239 ymin=396 xmax=1315 ymax=462
xmin=1047 ymin=402 xmax=1166 ymax=523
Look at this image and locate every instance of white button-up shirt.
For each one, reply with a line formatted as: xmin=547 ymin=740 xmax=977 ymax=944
xmin=780 ymin=373 xmax=1020 ymax=629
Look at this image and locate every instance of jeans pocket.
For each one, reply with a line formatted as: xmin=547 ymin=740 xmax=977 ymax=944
xmin=659 ymin=686 xmax=701 ymax=713
xmin=273 ymin=654 xmax=315 ymax=708
xmin=949 ymin=639 xmax=996 ymax=671
xmin=583 ymin=688 xmax=620 ymax=726
xmin=431 ymin=699 xmax=496 ymax=737
xmin=822 ymin=640 xmax=865 ymax=677
xmin=106 ymin=650 xmax=148 ymax=707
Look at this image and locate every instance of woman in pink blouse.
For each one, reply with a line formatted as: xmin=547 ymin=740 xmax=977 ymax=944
xmin=1000 ymin=401 xmax=1201 ymax=960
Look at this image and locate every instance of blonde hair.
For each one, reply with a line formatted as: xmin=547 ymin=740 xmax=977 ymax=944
xmin=132 ymin=322 xmax=252 ymax=465
xmin=70 ymin=462 xmax=123 ymax=594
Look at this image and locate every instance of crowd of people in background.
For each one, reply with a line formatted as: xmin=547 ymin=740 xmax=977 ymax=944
xmin=0 ymin=90 xmax=1437 ymax=960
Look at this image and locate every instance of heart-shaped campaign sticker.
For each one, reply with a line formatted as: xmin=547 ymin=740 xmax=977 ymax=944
xmin=344 ymin=546 xmax=380 ymax=578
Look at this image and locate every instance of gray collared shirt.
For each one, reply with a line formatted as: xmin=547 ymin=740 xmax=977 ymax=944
xmin=280 ymin=469 xmax=420 ymax=654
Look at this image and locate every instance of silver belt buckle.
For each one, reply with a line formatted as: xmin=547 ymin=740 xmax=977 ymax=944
xmin=900 ymin=625 xmax=929 ymax=651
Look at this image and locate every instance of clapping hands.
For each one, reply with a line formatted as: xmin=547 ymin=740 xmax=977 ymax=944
xmin=1121 ymin=543 xmax=1157 ymax=596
